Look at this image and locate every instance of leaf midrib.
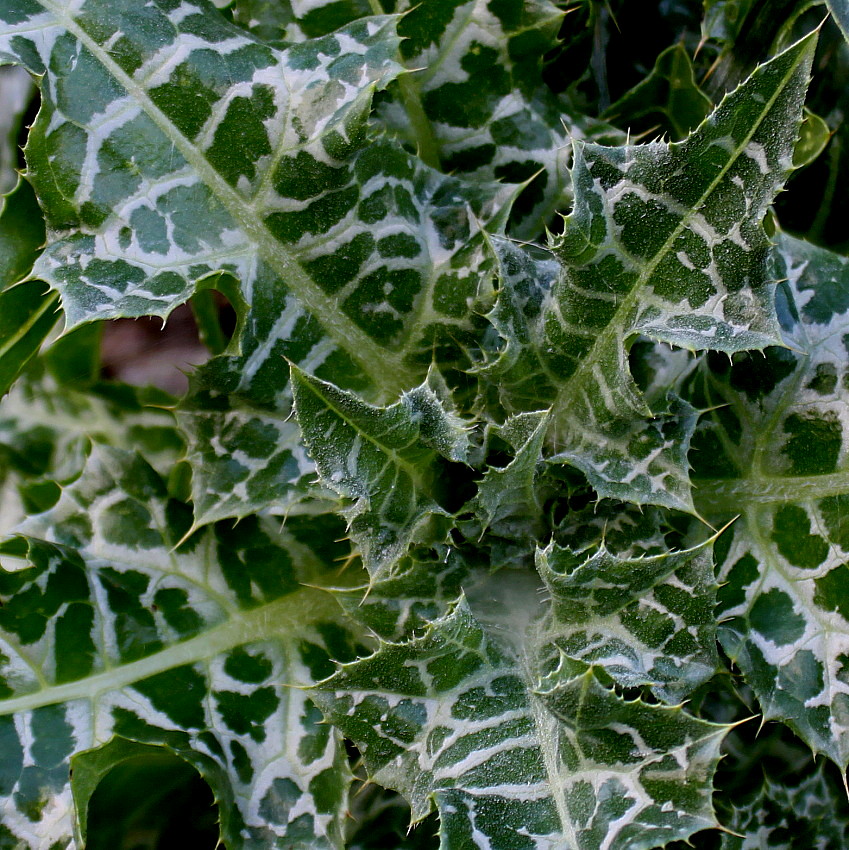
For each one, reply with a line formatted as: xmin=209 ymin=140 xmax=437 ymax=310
xmin=551 ymin=36 xmax=812 ymax=420
xmin=526 ymin=668 xmax=579 ymax=847
xmin=0 ymin=587 xmax=336 ymax=716
xmin=41 ymin=0 xmax=418 ymax=399
xmin=696 ymin=469 xmax=849 ymax=513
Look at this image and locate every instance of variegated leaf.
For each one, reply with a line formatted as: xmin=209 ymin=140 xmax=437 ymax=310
xmin=7 ymin=5 xmax=395 ymax=346
xmin=0 ymin=369 xmax=183 ymax=537
xmin=0 ymin=1 xmax=516 ymax=523
xmin=555 ymin=499 xmax=672 ymax=557
xmin=332 ymin=545 xmax=473 ymax=643
xmin=374 ymin=0 xmax=622 ymax=238
xmin=720 ymin=767 xmax=849 ymax=849
xmin=692 ymin=232 xmax=849 ymax=769
xmin=230 ymin=0 xmax=622 ymax=239
xmin=229 ymin=0 xmax=370 ymax=45
xmin=6 ymin=4 xmax=420 ymax=394
xmin=0 ymin=447 xmax=364 ymax=848
xmin=312 ymin=591 xmax=731 ymax=849
xmin=229 ymin=0 xmax=303 ymax=45
xmin=536 ymin=536 xmax=719 ymax=702
xmin=291 ymin=366 xmax=470 ymax=578
xmin=0 ymin=4 xmax=838 ymax=848
xmin=459 ymin=410 xmax=549 ymax=550
xmin=174 ymin=144 xmax=507 ymax=526
xmin=478 ymin=34 xmax=815 ymax=510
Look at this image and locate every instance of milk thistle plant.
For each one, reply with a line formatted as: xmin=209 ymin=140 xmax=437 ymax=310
xmin=1 ymin=0 xmax=849 ymax=847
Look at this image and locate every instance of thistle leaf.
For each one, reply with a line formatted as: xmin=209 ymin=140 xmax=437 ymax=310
xmin=0 ymin=1 xmax=518 ymax=524
xmin=291 ymin=366 xmax=468 ymax=578
xmin=229 ymin=0 xmax=304 ymax=45
xmin=332 ymin=546 xmax=472 ymax=642
xmin=0 ymin=447 xmax=363 ymax=848
xmin=231 ymin=0 xmax=622 ymax=238
xmin=480 ymin=34 xmax=816 ymax=509
xmin=0 ymin=371 xmax=183 ymax=537
xmin=693 ymin=232 xmax=849 ymax=770
xmin=312 ymin=592 xmax=731 ymax=849
xmin=173 ymin=137 xmax=507 ymax=523
xmin=375 ymin=0 xmax=620 ymax=238
xmin=0 ymin=4 xmax=837 ymax=848
xmin=8 ymin=7 xmax=399 ymax=351
xmin=720 ymin=767 xmax=849 ymax=849
xmin=230 ymin=0 xmax=371 ymax=44
xmin=536 ymin=536 xmax=719 ymax=702
xmin=461 ymin=410 xmax=549 ymax=545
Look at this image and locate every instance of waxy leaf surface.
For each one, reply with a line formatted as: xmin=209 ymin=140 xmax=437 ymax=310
xmin=292 ymin=367 xmax=470 ymax=578
xmin=313 ymin=592 xmax=730 ymax=850
xmin=0 ymin=447 xmax=362 ymax=848
xmin=175 ymin=140 xmax=507 ymax=525
xmin=693 ymin=233 xmax=849 ymax=769
xmin=479 ymin=34 xmax=815 ymax=510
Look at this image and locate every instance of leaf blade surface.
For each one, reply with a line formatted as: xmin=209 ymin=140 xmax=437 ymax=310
xmin=480 ymin=33 xmax=816 ymax=509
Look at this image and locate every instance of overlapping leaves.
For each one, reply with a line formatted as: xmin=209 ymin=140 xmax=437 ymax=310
xmin=175 ymin=136 xmax=510 ymax=525
xmin=305 ymin=463 xmax=726 ymax=846
xmin=720 ymin=767 xmax=849 ymax=849
xmin=229 ymin=0 xmax=623 ymax=237
xmin=313 ymin=589 xmax=730 ymax=850
xmin=536 ymin=534 xmax=719 ymax=703
xmin=372 ymin=0 xmax=621 ymax=238
xmin=478 ymin=33 xmax=815 ymax=511
xmin=0 ymin=447 xmax=363 ymax=848
xmin=292 ymin=366 xmax=470 ymax=578
xmin=0 ymin=0 xmax=513 ymax=525
xmin=0 ymin=367 xmax=183 ymax=534
xmin=0 ymin=1 xmax=846 ymax=848
xmin=691 ymin=233 xmax=849 ymax=770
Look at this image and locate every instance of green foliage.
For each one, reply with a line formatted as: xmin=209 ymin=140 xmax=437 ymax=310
xmin=0 ymin=1 xmax=847 ymax=847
